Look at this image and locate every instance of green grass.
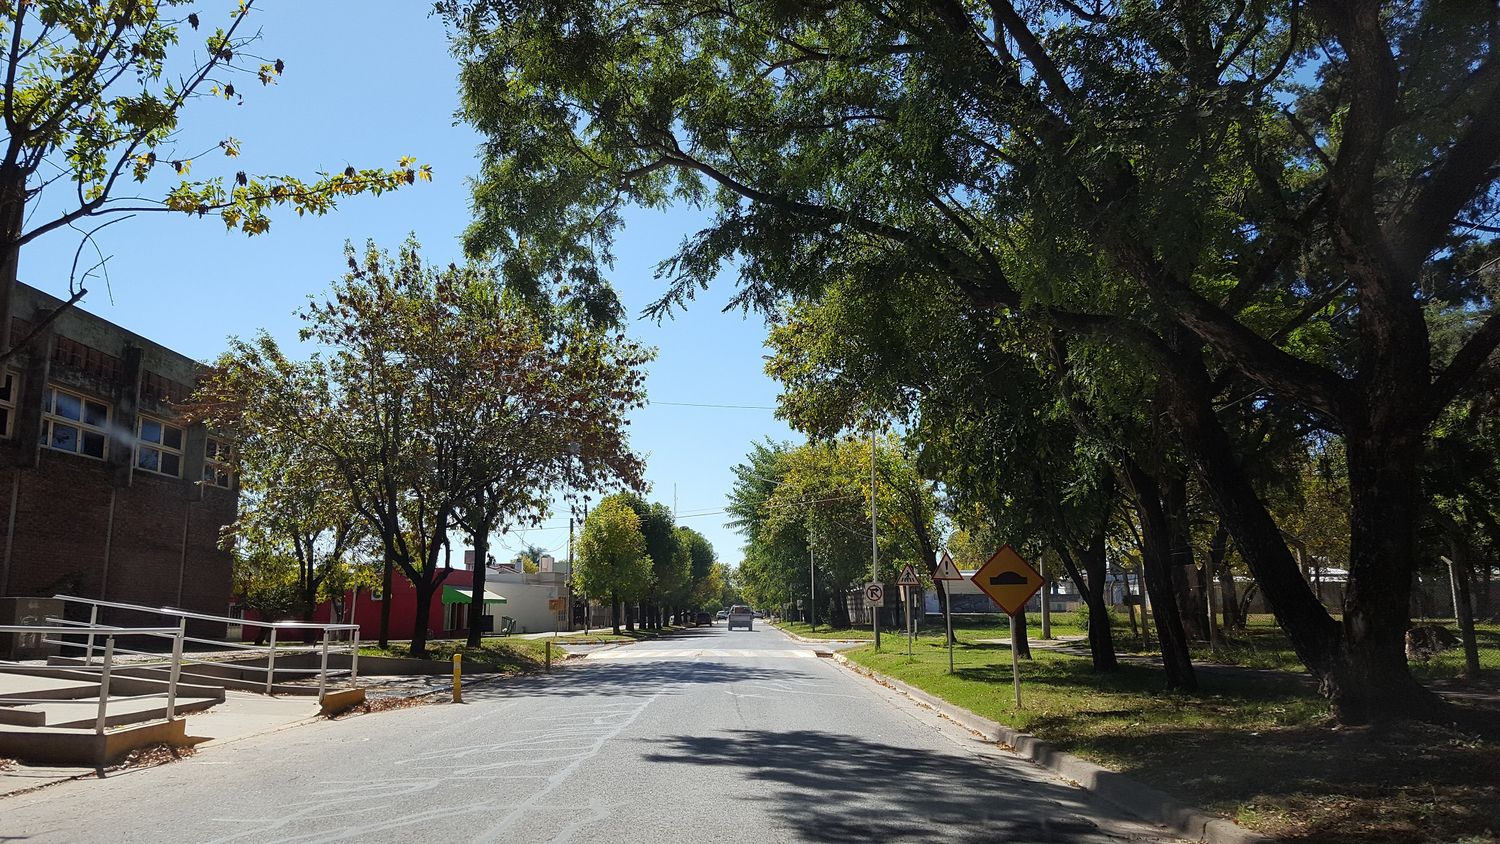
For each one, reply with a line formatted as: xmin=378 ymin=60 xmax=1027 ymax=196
xmin=358 ymin=637 xmax=552 ymax=673
xmin=843 ymin=629 xmax=1500 ymax=842
xmin=777 ymin=612 xmax=1093 ymax=641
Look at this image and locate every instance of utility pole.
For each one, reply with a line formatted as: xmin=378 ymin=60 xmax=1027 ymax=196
xmin=809 ymin=544 xmax=816 ymax=629
xmin=871 ymin=427 xmax=880 ymax=649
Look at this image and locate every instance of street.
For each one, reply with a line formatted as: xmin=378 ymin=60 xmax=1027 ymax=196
xmin=0 ymin=627 xmax=1177 ymax=843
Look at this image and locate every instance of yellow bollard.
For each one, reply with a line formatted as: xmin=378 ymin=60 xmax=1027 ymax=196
xmin=452 ymin=653 xmax=462 ymax=703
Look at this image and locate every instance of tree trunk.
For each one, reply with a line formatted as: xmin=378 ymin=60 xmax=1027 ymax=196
xmin=1123 ymin=458 xmax=1197 ymax=691
xmin=1166 ymin=478 xmax=1209 ymax=641
xmin=1165 ymin=358 xmax=1439 ymax=721
xmin=611 ymin=592 xmax=620 ymax=635
xmin=379 ymin=551 xmax=394 ymax=649
xmin=1443 ymin=543 xmax=1482 ymax=679
xmin=829 ymin=592 xmax=850 ymax=629
xmin=1334 ymin=430 xmax=1441 ymax=720
xmin=1209 ymin=523 xmax=1243 ymax=630
xmin=410 ymin=575 xmax=435 ymax=659
xmin=467 ymin=526 xmax=489 ymax=648
xmin=1011 ymin=609 xmax=1032 ymax=659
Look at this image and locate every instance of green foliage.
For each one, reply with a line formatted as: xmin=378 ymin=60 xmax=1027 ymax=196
xmin=575 ymin=494 xmax=652 ymax=602
xmin=192 ymin=238 xmax=649 ymax=652
xmin=0 ymin=0 xmax=428 ymax=298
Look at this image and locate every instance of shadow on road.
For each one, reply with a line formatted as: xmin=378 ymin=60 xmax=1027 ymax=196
xmin=455 ymin=659 xmax=797 ymax=702
xmin=640 ymin=728 xmax=1140 ymax=843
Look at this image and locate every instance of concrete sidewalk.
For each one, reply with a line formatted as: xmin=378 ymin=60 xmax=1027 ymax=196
xmin=1 ymin=691 xmax=321 ymax=798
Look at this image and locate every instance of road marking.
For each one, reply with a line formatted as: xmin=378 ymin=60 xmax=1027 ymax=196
xmin=584 ymin=648 xmax=819 ymax=661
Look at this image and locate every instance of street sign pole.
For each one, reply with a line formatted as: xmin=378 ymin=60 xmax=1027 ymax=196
xmin=905 ymin=585 xmax=913 ymax=656
xmin=1009 ymin=612 xmax=1021 ymax=708
xmin=945 ymin=579 xmax=954 ymax=673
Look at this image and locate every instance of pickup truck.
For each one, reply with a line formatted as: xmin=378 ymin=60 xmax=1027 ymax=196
xmin=726 ymin=604 xmax=754 ymax=631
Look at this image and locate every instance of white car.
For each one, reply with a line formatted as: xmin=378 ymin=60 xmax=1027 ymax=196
xmin=726 ymin=604 xmax=754 ymax=630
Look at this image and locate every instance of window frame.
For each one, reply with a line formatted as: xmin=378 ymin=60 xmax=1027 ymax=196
xmin=0 ymin=370 xmax=17 ymax=439
xmin=40 ymin=385 xmax=110 ymax=460
xmin=135 ymin=415 xmax=185 ymax=478
xmin=202 ymin=436 xmax=234 ymax=488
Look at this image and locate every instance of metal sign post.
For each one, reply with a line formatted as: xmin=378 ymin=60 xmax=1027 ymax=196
xmin=969 ymin=546 xmax=1044 ymax=711
xmin=1008 ymin=613 xmax=1021 ymax=708
xmin=932 ymin=552 xmax=965 ymax=674
xmin=897 ymin=564 xmax=920 ymax=657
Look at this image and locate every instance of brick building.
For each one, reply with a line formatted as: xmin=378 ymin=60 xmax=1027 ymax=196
xmin=0 ymin=282 xmax=237 ymax=626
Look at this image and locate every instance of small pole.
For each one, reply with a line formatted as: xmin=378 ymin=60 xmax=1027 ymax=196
xmin=905 ymin=585 xmax=913 ymax=657
xmin=452 ymin=653 xmax=462 ymax=703
xmin=84 ymin=604 xmax=98 ymax=666
xmin=350 ymin=629 xmax=361 ymax=684
xmin=1009 ymin=613 xmax=1022 ymax=709
xmin=166 ymin=618 xmax=185 ymax=719
xmin=945 ymin=580 xmax=954 ymax=674
xmin=96 ymin=636 xmax=115 ymax=736
xmin=545 ymin=640 xmax=553 ymax=674
xmin=317 ymin=628 xmax=331 ymax=703
xmin=1039 ymin=554 xmax=1052 ymax=640
xmin=265 ymin=627 xmax=278 ymax=695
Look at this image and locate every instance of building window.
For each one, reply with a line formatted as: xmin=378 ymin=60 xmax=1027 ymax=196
xmin=203 ymin=437 xmax=234 ymax=488
xmin=0 ymin=371 xmax=16 ymax=438
xmin=136 ymin=416 xmax=184 ymax=477
xmin=41 ymin=386 xmax=108 ymax=459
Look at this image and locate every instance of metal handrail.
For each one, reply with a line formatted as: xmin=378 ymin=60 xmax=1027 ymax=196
xmin=1 ymin=623 xmax=185 ymax=736
xmin=47 ymin=595 xmax=362 ymax=693
xmin=52 ymin=594 xmax=358 ymax=631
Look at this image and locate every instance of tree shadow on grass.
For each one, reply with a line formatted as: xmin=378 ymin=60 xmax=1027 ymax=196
xmin=1071 ymin=720 xmax=1500 ymax=843
xmin=640 ymin=728 xmax=1152 ymax=843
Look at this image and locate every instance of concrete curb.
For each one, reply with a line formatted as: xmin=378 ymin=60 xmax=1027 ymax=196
xmin=768 ymin=624 xmax=867 ymax=646
xmin=830 ymin=653 xmax=1275 ymax=844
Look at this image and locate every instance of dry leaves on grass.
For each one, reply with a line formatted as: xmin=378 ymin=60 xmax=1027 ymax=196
xmin=0 ymin=757 xmax=16 ymax=771
xmin=107 ymin=744 xmax=196 ymax=772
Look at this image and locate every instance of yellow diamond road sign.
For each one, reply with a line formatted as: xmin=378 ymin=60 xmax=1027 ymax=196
xmin=971 ymin=545 xmax=1043 ymax=616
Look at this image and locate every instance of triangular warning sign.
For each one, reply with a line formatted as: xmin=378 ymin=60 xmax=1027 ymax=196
xmin=933 ymin=552 xmax=964 ymax=581
xmin=896 ymin=563 xmax=921 ymax=586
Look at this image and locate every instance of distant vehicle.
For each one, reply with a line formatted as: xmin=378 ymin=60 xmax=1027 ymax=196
xmin=752 ymin=610 xmax=765 ymax=619
xmin=715 ymin=609 xmax=728 ymax=620
xmin=727 ymin=604 xmax=754 ymax=630
xmin=695 ymin=611 xmax=712 ymax=625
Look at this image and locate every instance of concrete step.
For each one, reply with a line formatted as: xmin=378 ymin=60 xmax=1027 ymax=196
xmin=47 ymin=658 xmax=319 ymax=696
xmin=0 ymin=694 xmax=219 ymax=729
xmin=0 ymin=671 xmax=102 ymax=702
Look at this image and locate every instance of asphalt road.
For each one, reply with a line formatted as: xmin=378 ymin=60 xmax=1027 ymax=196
xmin=0 ymin=625 xmax=1180 ymax=843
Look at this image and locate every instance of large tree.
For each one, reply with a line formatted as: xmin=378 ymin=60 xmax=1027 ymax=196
xmin=0 ymin=0 xmax=427 ymax=358
xmin=575 ymin=493 xmax=653 ymax=635
xmin=196 ymin=239 xmax=648 ymax=656
xmin=444 ymin=0 xmax=1500 ymax=722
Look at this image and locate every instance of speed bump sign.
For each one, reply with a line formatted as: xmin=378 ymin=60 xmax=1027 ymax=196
xmin=971 ymin=545 xmax=1043 ymax=616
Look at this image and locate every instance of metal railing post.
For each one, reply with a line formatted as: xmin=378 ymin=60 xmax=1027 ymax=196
xmin=84 ymin=604 xmax=99 ymax=666
xmin=317 ymin=628 xmax=330 ymax=702
xmin=166 ymin=617 xmax=185 ymax=719
xmin=350 ymin=629 xmax=361 ymax=684
xmin=95 ymin=636 xmax=115 ymax=736
xmin=265 ymin=627 xmax=278 ymax=695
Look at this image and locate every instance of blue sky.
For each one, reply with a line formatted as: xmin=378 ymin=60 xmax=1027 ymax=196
xmin=21 ymin=1 xmax=795 ymax=566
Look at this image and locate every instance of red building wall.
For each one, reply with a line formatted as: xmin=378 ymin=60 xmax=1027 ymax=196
xmin=243 ymin=568 xmax=480 ymax=644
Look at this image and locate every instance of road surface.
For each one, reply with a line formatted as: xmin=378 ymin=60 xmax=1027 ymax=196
xmin=0 ymin=625 xmax=1179 ymax=843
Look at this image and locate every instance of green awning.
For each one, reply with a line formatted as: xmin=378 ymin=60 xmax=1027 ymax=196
xmin=442 ymin=585 xmax=508 ymax=605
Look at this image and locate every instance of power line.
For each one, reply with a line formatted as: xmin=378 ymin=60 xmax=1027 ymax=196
xmin=645 ymin=401 xmax=780 ymax=410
